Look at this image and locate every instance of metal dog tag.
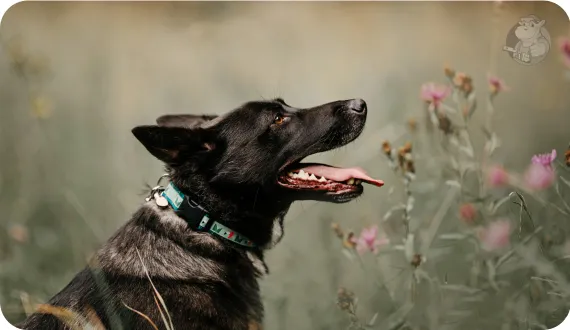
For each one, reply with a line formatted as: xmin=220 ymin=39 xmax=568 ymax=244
xmin=154 ymin=192 xmax=168 ymax=208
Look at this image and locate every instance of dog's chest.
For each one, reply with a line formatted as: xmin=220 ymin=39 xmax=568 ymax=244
xmin=117 ymin=280 xmax=264 ymax=330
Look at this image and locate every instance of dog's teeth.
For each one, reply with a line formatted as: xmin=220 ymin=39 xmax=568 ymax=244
xmin=297 ymin=170 xmax=309 ymax=180
xmin=354 ymin=179 xmax=362 ymax=185
xmin=309 ymin=174 xmax=317 ymax=181
xmin=318 ymin=176 xmax=327 ymax=182
xmin=347 ymin=178 xmax=355 ymax=185
xmin=288 ymin=172 xmax=295 ymax=177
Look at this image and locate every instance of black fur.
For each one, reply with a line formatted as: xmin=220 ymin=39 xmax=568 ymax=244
xmin=17 ymin=98 xmax=368 ymax=330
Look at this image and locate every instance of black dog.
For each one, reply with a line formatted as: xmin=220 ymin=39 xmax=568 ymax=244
xmin=17 ymin=98 xmax=383 ymax=330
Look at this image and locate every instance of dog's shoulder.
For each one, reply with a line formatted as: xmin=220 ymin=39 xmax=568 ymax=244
xmin=95 ymin=202 xmax=226 ymax=281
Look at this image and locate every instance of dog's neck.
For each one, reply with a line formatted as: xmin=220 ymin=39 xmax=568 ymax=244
xmin=96 ymin=201 xmax=270 ymax=280
xmin=168 ymin=172 xmax=292 ymax=249
xmin=159 ymin=182 xmax=258 ymax=248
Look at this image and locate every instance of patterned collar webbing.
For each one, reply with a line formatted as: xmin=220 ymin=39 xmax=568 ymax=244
xmin=160 ymin=182 xmax=255 ymax=248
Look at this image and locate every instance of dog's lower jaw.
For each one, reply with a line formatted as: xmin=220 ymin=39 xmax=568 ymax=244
xmin=330 ymin=190 xmax=363 ymax=203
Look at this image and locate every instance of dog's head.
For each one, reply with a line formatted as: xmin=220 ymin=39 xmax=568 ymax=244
xmin=133 ymin=98 xmax=384 ymax=247
xmin=133 ymin=98 xmax=383 ymax=208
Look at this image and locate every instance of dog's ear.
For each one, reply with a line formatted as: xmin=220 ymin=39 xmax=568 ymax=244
xmin=156 ymin=114 xmax=218 ymax=128
xmin=132 ymin=125 xmax=216 ymax=164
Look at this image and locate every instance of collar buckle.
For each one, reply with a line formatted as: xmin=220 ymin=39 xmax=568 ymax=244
xmin=145 ymin=174 xmax=171 ymax=208
xmin=145 ymin=185 xmax=163 ymax=202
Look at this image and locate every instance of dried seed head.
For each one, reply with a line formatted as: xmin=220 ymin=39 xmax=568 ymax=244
xmin=343 ymin=232 xmax=357 ymax=249
xmin=397 ymin=148 xmax=406 ymax=168
xmin=437 ymin=114 xmax=453 ymax=135
xmin=444 ymin=64 xmax=455 ymax=79
xmin=395 ymin=142 xmax=414 ymax=173
xmin=405 ymin=160 xmax=415 ymax=174
xmin=565 ymin=146 xmax=570 ymax=167
xmin=337 ymin=287 xmax=355 ymax=312
xmin=462 ymin=80 xmax=474 ymax=96
xmin=453 ymin=72 xmax=467 ymax=87
xmin=337 ymin=301 xmax=350 ymax=312
xmin=410 ymin=254 xmax=423 ymax=268
xmin=453 ymin=72 xmax=474 ymax=95
xmin=331 ymin=223 xmax=344 ymax=239
xmin=382 ymin=140 xmax=392 ymax=157
xmin=402 ymin=142 xmax=412 ymax=154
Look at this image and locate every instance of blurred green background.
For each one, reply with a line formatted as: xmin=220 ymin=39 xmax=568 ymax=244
xmin=1 ymin=1 xmax=569 ymax=329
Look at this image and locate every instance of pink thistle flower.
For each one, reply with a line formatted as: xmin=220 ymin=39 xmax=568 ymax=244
xmin=487 ymin=74 xmax=509 ymax=95
xmin=531 ymin=149 xmax=557 ymax=169
xmin=459 ymin=203 xmax=477 ymax=224
xmin=420 ymin=82 xmax=451 ymax=108
xmin=478 ymin=219 xmax=511 ymax=251
xmin=524 ymin=163 xmax=556 ymax=191
xmin=487 ymin=165 xmax=509 ymax=187
xmin=351 ymin=225 xmax=389 ymax=255
xmin=558 ymin=37 xmax=570 ymax=67
xmin=8 ymin=224 xmax=28 ymax=243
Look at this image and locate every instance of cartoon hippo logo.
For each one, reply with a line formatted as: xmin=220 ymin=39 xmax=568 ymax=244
xmin=503 ymin=15 xmax=551 ymax=65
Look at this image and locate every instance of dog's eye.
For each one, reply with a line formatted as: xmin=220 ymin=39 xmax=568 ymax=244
xmin=273 ymin=114 xmax=285 ymax=125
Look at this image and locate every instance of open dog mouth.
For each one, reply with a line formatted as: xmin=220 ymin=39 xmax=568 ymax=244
xmin=277 ymin=162 xmax=384 ymax=195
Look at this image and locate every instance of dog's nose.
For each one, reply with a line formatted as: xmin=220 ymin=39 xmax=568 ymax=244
xmin=347 ymin=99 xmax=367 ymax=113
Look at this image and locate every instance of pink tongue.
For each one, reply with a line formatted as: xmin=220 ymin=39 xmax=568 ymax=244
xmin=300 ymin=165 xmax=384 ymax=187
